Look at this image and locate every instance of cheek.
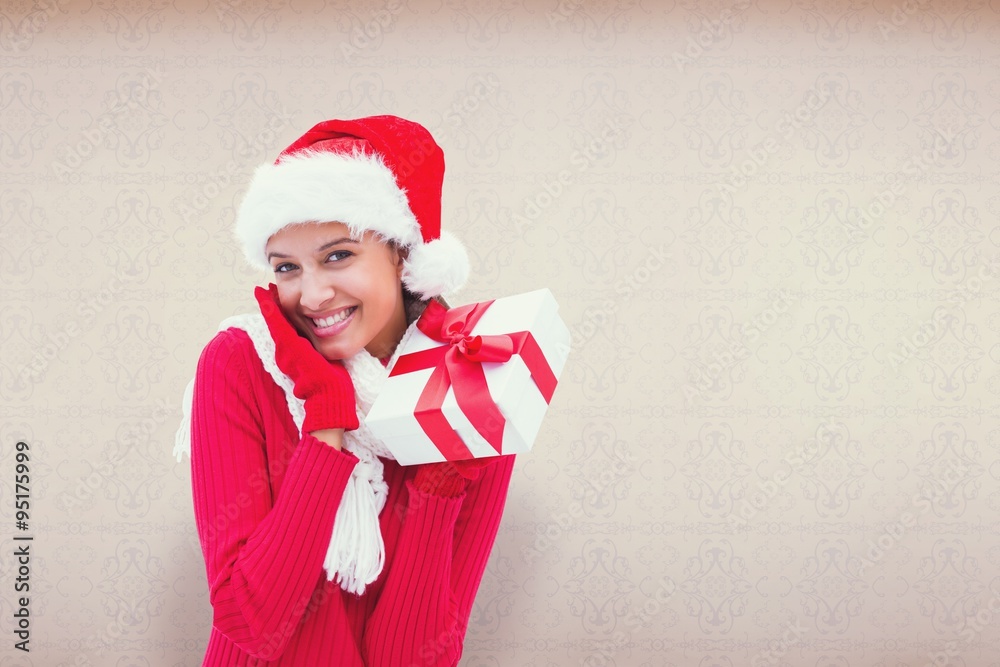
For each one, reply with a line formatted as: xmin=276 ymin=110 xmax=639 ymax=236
xmin=352 ymin=268 xmax=399 ymax=310
xmin=362 ymin=286 xmax=393 ymax=315
xmin=375 ymin=278 xmax=402 ymax=310
xmin=276 ymin=288 xmax=300 ymax=317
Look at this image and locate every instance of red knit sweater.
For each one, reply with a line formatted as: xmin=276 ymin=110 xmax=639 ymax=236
xmin=189 ymin=327 xmax=516 ymax=666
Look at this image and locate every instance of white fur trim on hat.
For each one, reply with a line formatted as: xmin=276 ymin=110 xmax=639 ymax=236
xmin=401 ymin=230 xmax=470 ymax=300
xmin=234 ymin=148 xmax=424 ymax=272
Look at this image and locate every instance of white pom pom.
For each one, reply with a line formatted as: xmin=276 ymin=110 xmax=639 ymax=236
xmin=401 ymin=230 xmax=470 ymax=299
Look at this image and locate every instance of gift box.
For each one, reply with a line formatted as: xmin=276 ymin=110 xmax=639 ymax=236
xmin=364 ymin=287 xmax=571 ymax=466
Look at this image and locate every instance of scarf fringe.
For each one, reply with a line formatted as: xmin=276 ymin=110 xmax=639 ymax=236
xmin=325 ymin=461 xmax=388 ymax=596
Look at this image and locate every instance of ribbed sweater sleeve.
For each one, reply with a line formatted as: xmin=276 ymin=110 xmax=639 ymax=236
xmin=190 ymin=329 xmax=360 ymax=661
xmin=361 ymin=454 xmax=516 ymax=667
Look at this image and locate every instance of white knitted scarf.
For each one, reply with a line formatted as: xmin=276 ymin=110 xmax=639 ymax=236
xmin=173 ymin=295 xmax=432 ymax=596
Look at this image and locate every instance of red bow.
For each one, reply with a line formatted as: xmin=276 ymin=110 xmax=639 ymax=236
xmin=389 ymin=299 xmax=557 ymax=460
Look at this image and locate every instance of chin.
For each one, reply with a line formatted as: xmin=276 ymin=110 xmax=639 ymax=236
xmin=314 ymin=339 xmax=354 ymax=362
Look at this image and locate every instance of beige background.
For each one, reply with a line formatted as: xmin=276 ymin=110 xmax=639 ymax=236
xmin=2 ymin=0 xmax=1000 ymax=665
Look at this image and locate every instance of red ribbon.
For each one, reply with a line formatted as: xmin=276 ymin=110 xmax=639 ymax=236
xmin=389 ymin=299 xmax=558 ymax=460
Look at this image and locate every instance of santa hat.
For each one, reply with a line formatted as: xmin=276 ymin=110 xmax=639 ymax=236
xmin=234 ymin=115 xmax=469 ymax=300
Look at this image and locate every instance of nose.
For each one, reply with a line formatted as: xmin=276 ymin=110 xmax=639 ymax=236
xmin=299 ymin=270 xmax=335 ymax=312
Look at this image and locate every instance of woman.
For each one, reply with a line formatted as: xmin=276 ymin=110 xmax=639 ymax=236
xmin=182 ymin=116 xmax=516 ymax=666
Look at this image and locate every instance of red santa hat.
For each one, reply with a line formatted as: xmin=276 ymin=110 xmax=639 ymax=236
xmin=234 ymin=115 xmax=470 ymax=300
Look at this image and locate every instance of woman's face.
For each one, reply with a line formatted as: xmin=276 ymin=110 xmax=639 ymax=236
xmin=264 ymin=221 xmax=408 ymax=361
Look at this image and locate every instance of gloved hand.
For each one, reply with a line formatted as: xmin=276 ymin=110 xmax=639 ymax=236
xmin=413 ymin=456 xmax=498 ymax=497
xmin=254 ymin=283 xmax=359 ymax=434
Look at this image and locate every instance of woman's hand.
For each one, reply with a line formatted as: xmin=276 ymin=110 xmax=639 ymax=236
xmin=254 ymin=283 xmax=360 ymax=434
xmin=413 ymin=456 xmax=498 ymax=497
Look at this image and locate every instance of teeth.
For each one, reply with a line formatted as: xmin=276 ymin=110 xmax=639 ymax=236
xmin=312 ymin=307 xmax=355 ymax=328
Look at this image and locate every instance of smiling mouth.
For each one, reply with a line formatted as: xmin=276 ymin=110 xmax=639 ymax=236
xmin=309 ymin=306 xmax=357 ymax=328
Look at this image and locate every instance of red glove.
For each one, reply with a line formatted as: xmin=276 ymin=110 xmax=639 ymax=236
xmin=254 ymin=283 xmax=359 ymax=434
xmin=413 ymin=456 xmax=498 ymax=497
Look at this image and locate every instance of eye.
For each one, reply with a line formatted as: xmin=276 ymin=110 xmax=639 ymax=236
xmin=273 ymin=262 xmax=296 ymax=274
xmin=327 ymin=250 xmax=353 ymax=263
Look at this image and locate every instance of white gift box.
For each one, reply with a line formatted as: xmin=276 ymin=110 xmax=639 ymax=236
xmin=364 ymin=287 xmax=571 ymax=466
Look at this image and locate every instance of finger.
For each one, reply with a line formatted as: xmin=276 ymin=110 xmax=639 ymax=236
xmin=257 ymin=301 xmax=303 ymax=354
xmin=258 ymin=285 xmax=294 ymax=329
xmin=265 ymin=283 xmax=283 ymax=315
xmin=254 ymin=285 xmax=279 ymax=317
xmin=456 ymin=458 xmax=494 ymax=480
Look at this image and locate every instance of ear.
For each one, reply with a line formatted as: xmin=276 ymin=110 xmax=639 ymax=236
xmin=394 ymin=243 xmax=409 ymax=274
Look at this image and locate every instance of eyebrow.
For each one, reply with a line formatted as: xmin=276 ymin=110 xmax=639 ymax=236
xmin=267 ymin=237 xmax=359 ymax=261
